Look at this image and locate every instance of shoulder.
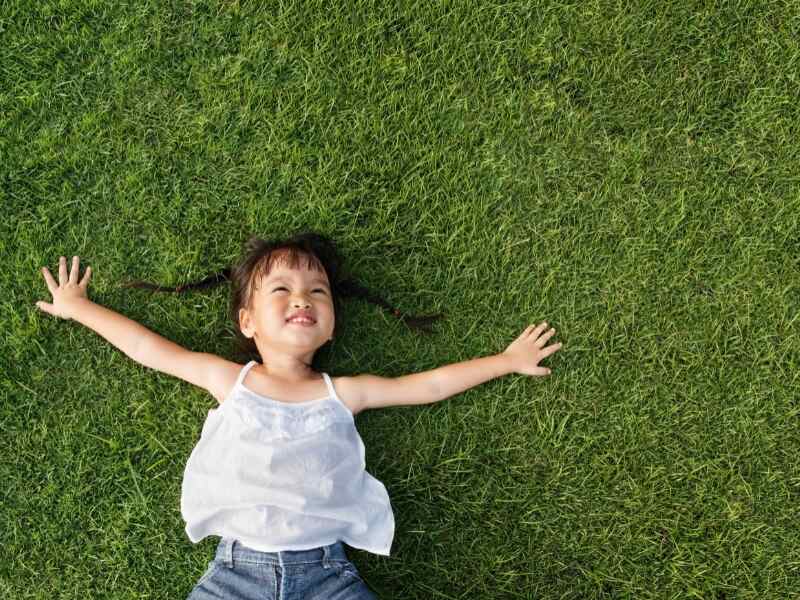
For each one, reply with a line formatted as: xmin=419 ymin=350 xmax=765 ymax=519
xmin=329 ymin=375 xmax=367 ymax=416
xmin=204 ymin=357 xmax=247 ymax=405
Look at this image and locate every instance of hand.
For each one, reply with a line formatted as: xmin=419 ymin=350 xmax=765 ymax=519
xmin=36 ymin=255 xmax=93 ymax=320
xmin=501 ymin=321 xmax=563 ymax=376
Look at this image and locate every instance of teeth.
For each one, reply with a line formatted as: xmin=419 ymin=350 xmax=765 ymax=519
xmin=289 ymin=318 xmax=313 ymax=323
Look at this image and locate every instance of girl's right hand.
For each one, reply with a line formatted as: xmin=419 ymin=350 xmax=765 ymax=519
xmin=36 ymin=255 xmax=92 ymax=320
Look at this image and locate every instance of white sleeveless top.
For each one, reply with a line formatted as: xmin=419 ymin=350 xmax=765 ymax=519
xmin=180 ymin=360 xmax=395 ymax=556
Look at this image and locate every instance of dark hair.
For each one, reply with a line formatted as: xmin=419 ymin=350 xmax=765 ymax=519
xmin=120 ymin=231 xmax=444 ymax=366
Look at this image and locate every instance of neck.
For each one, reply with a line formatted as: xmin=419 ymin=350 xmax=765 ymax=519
xmin=254 ymin=352 xmax=318 ymax=382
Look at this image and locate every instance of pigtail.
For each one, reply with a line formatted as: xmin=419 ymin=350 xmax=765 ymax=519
xmin=336 ymin=277 xmax=444 ymax=333
xmin=118 ymin=230 xmax=444 ymax=357
xmin=120 ymin=269 xmax=232 ymax=293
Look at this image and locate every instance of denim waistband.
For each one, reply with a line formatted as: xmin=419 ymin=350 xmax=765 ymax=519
xmin=214 ymin=537 xmax=351 ymax=568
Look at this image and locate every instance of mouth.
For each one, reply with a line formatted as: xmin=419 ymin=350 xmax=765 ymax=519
xmin=286 ymin=318 xmax=316 ymax=326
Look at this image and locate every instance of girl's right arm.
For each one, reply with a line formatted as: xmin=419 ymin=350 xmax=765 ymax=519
xmin=37 ymin=256 xmax=151 ymax=360
xmin=36 ymin=256 xmax=236 ymax=403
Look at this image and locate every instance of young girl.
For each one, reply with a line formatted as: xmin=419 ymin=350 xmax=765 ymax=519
xmin=36 ymin=231 xmax=562 ymax=599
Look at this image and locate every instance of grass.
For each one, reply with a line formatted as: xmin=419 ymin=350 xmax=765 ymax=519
xmin=3 ymin=0 xmax=799 ymax=598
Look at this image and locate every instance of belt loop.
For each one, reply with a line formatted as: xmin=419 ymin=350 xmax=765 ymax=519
xmin=223 ymin=538 xmax=234 ymax=568
xmin=321 ymin=543 xmax=333 ymax=569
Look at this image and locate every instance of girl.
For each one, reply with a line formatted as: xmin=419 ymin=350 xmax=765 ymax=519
xmin=36 ymin=231 xmax=562 ymax=599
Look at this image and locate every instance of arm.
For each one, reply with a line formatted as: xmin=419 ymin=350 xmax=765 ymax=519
xmin=36 ymin=257 xmax=231 ymax=400
xmin=70 ymin=298 xmax=234 ymax=401
xmin=430 ymin=354 xmax=515 ymax=402
xmin=38 ymin=257 xmax=160 ymax=362
xmin=69 ymin=298 xmax=160 ymax=363
xmin=352 ymin=321 xmax=562 ymax=412
xmin=353 ymin=354 xmax=514 ymax=412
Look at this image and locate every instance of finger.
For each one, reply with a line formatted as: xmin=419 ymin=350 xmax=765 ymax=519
xmin=80 ymin=265 xmax=92 ymax=287
xmin=58 ymin=256 xmax=67 ymax=285
xmin=540 ymin=341 xmax=563 ymax=356
xmin=69 ymin=256 xmax=79 ymax=284
xmin=41 ymin=266 xmax=58 ymax=294
xmin=35 ymin=301 xmax=53 ymax=314
xmin=524 ymin=321 xmax=548 ymax=337
xmin=534 ymin=327 xmax=556 ymax=347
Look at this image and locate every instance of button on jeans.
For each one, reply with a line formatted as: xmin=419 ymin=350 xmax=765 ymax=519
xmin=187 ymin=537 xmax=379 ymax=599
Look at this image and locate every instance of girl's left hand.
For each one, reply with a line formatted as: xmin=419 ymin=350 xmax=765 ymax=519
xmin=501 ymin=321 xmax=563 ymax=376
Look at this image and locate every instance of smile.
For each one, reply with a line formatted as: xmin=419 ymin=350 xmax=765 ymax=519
xmin=287 ymin=319 xmax=316 ymax=326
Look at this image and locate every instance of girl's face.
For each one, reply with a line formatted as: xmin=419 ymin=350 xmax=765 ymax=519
xmin=239 ymin=255 xmax=335 ymax=351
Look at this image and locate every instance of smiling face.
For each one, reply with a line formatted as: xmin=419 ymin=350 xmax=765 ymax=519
xmin=238 ymin=249 xmax=335 ymax=353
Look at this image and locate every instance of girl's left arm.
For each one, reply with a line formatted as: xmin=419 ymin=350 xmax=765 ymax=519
xmin=351 ymin=322 xmax=562 ymax=412
xmin=351 ymin=354 xmax=510 ymax=412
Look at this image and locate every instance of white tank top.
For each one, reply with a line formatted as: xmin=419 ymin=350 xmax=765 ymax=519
xmin=180 ymin=360 xmax=395 ymax=556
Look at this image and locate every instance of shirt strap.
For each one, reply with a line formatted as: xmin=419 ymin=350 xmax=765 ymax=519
xmin=321 ymin=372 xmax=338 ymax=401
xmin=236 ymin=360 xmax=259 ymax=389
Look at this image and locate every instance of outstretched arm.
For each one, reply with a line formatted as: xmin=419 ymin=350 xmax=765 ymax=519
xmin=37 ymin=255 xmax=151 ymax=361
xmin=351 ymin=322 xmax=563 ymax=412
xmin=36 ymin=255 xmax=232 ymax=400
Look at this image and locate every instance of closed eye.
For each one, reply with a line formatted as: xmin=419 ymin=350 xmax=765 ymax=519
xmin=273 ymin=287 xmax=326 ymax=294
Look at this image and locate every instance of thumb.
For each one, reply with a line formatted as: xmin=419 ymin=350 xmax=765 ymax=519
xmin=36 ymin=301 xmax=52 ymax=314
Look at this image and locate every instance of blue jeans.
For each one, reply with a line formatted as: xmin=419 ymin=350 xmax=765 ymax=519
xmin=186 ymin=537 xmax=380 ymax=599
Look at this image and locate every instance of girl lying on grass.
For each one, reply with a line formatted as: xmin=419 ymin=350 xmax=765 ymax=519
xmin=35 ymin=231 xmax=563 ymax=599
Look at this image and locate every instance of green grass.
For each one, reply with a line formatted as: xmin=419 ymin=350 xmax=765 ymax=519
xmin=3 ymin=0 xmax=799 ymax=598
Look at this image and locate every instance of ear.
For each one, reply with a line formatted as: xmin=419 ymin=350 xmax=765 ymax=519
xmin=239 ymin=307 xmax=254 ymax=339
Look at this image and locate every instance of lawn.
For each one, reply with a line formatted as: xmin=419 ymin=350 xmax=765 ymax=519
xmin=2 ymin=0 xmax=799 ymax=598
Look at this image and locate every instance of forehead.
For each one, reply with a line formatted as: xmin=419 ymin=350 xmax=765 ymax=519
xmin=261 ymin=257 xmax=329 ymax=286
xmin=250 ymin=249 xmax=331 ymax=295
xmin=266 ymin=270 xmax=330 ymax=285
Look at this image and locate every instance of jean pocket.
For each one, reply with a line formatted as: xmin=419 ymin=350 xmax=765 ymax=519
xmin=195 ymin=559 xmax=221 ymax=587
xmin=336 ymin=561 xmax=365 ymax=583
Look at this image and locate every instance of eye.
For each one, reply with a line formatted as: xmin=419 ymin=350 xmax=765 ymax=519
xmin=272 ymin=286 xmax=326 ymax=294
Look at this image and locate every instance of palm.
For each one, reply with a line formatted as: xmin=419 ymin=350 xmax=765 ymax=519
xmin=36 ymin=255 xmax=92 ymax=320
xmin=502 ymin=321 xmax=563 ymax=376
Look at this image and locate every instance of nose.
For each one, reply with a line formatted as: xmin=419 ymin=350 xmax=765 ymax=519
xmin=291 ymin=296 xmax=311 ymax=308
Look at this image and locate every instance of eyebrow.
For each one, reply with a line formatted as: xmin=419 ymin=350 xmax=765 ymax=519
xmin=267 ymin=275 xmax=330 ymax=287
